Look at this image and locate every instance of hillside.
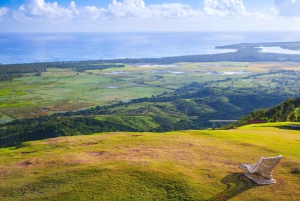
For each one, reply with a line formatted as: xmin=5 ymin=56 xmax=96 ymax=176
xmin=237 ymin=96 xmax=300 ymax=125
xmin=0 ymin=123 xmax=299 ymax=200
xmin=0 ymin=82 xmax=290 ymax=147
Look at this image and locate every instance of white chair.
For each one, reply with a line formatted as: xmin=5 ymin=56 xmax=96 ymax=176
xmin=239 ymin=155 xmax=282 ymax=185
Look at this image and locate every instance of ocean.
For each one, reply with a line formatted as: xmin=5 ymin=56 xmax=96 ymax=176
xmin=1 ymin=32 xmax=300 ymax=64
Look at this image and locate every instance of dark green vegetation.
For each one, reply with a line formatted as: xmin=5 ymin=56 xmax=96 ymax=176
xmin=0 ymin=61 xmax=125 ymax=81
xmin=0 ymin=61 xmax=125 ymax=74
xmin=0 ymin=123 xmax=300 ymax=200
xmin=238 ymin=96 xmax=300 ymax=125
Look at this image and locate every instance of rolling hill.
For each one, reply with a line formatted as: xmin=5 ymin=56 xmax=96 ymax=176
xmin=0 ymin=122 xmax=299 ymax=200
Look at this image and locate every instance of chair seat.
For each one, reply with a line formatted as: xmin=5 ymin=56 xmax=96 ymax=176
xmin=244 ymin=173 xmax=276 ymax=185
xmin=238 ymin=155 xmax=282 ymax=185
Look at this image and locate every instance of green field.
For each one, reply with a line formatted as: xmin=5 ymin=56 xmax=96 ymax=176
xmin=0 ymin=122 xmax=299 ymax=200
xmin=1 ymin=62 xmax=300 ymax=122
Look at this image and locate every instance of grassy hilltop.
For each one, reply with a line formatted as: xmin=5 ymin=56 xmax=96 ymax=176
xmin=0 ymin=122 xmax=299 ymax=201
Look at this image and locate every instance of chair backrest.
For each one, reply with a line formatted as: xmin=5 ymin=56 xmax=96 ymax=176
xmin=256 ymin=155 xmax=282 ymax=179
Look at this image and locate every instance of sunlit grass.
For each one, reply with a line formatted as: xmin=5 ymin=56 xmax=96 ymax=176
xmin=0 ymin=123 xmax=299 ymax=200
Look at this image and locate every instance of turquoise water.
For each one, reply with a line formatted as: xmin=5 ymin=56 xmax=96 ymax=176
xmin=259 ymin=46 xmax=300 ymax=55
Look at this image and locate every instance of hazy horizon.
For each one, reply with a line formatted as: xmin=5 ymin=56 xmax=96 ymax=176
xmin=1 ymin=31 xmax=300 ymax=64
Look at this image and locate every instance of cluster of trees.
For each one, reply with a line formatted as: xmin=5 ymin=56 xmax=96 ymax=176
xmin=0 ymin=61 xmax=125 ymax=81
xmin=0 ymin=63 xmax=46 ymax=75
xmin=0 ymin=74 xmax=22 ymax=82
xmin=236 ymin=97 xmax=300 ymax=126
xmin=0 ymin=117 xmax=137 ymax=147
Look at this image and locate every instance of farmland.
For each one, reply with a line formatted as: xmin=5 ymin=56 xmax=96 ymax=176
xmin=1 ymin=62 xmax=300 ymax=122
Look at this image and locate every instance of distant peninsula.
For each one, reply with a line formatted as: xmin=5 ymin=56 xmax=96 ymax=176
xmin=216 ymin=41 xmax=300 ymax=51
xmin=109 ymin=41 xmax=300 ymax=64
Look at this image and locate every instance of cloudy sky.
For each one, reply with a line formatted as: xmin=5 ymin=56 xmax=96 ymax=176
xmin=0 ymin=0 xmax=300 ymax=32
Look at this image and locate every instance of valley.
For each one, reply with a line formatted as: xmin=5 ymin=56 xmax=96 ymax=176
xmin=0 ymin=61 xmax=299 ymax=121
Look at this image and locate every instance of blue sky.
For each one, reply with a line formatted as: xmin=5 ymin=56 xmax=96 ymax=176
xmin=0 ymin=0 xmax=299 ymax=32
xmin=0 ymin=0 xmax=272 ymax=7
xmin=0 ymin=0 xmax=274 ymax=11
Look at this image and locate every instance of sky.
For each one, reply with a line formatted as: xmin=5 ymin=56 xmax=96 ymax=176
xmin=0 ymin=0 xmax=300 ymax=32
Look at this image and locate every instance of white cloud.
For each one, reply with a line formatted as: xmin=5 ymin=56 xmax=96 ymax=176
xmin=68 ymin=1 xmax=107 ymax=20
xmin=11 ymin=0 xmax=201 ymax=21
xmin=82 ymin=6 xmax=107 ymax=20
xmin=0 ymin=7 xmax=9 ymax=21
xmin=7 ymin=0 xmax=271 ymax=22
xmin=149 ymin=3 xmax=202 ymax=18
xmin=202 ymin=0 xmax=268 ymax=19
xmin=274 ymin=0 xmax=300 ymax=16
xmin=14 ymin=0 xmax=74 ymax=20
xmin=108 ymin=0 xmax=202 ymax=18
xmin=108 ymin=0 xmax=149 ymax=18
xmin=69 ymin=1 xmax=80 ymax=15
xmin=203 ymin=0 xmax=247 ymax=16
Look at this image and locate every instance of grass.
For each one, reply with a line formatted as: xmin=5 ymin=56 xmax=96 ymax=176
xmin=0 ymin=70 xmax=168 ymax=119
xmin=0 ymin=122 xmax=299 ymax=200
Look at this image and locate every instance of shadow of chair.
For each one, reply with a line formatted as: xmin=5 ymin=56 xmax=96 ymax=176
xmin=207 ymin=173 xmax=260 ymax=201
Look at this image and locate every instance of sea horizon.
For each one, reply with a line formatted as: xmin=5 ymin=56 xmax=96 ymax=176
xmin=1 ymin=31 xmax=300 ymax=65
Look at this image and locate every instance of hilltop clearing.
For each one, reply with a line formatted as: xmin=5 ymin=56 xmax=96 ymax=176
xmin=0 ymin=123 xmax=299 ymax=200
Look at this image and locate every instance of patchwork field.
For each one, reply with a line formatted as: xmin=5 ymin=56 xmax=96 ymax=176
xmin=1 ymin=62 xmax=300 ymax=121
xmin=0 ymin=122 xmax=299 ymax=200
